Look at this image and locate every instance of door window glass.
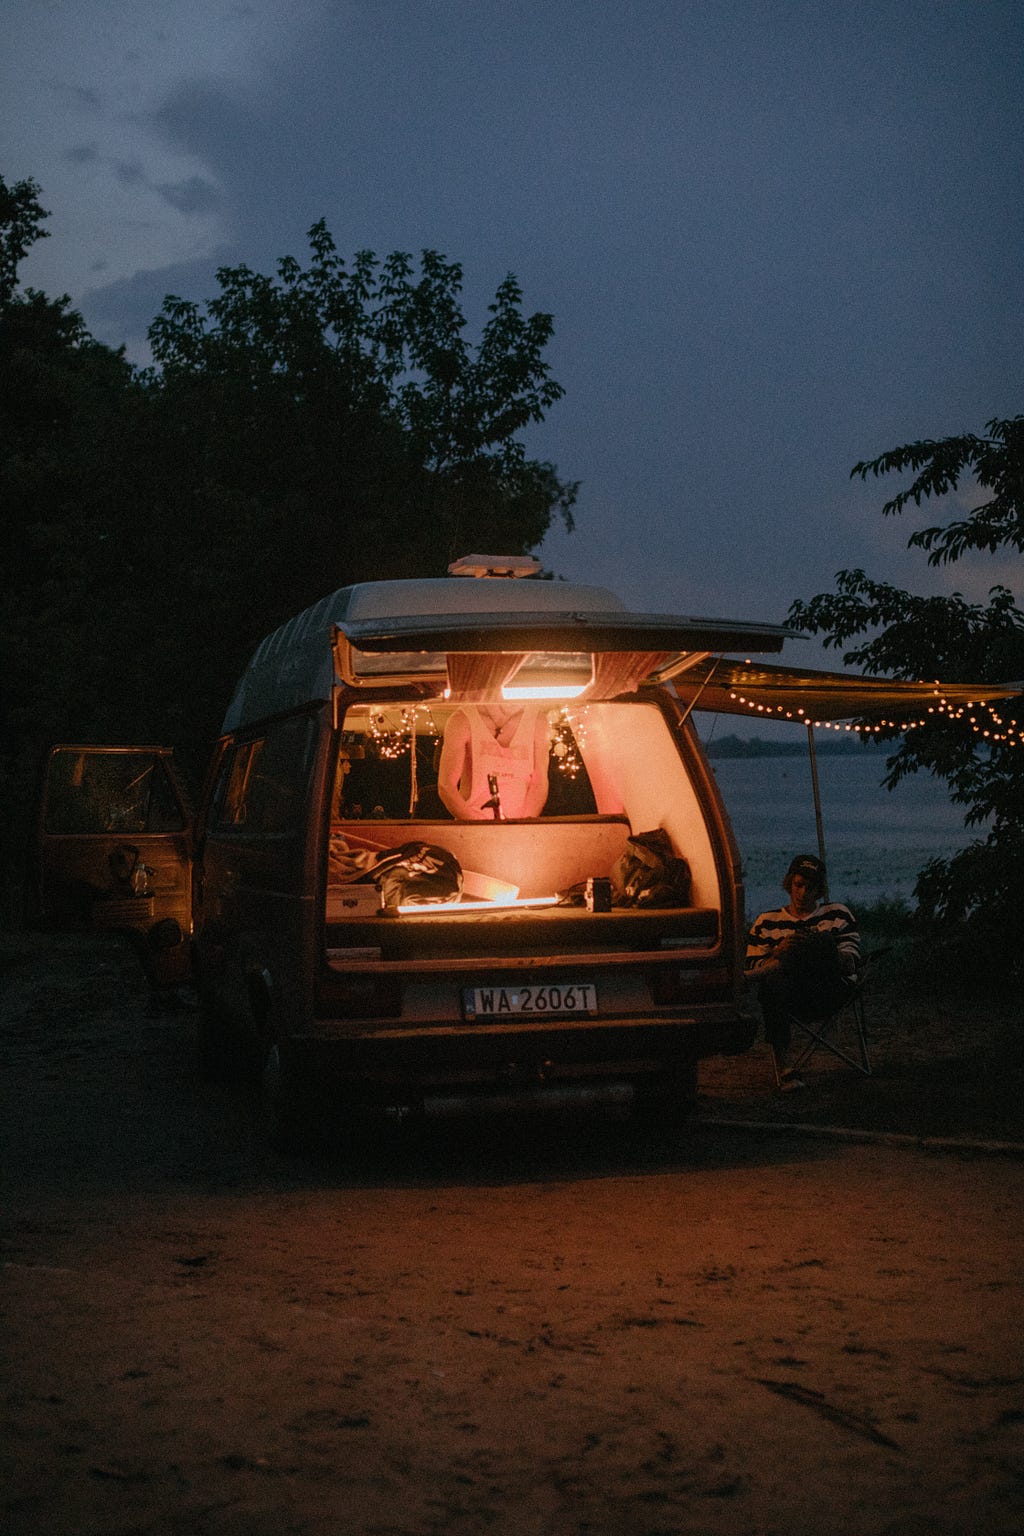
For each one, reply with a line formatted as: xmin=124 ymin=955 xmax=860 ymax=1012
xmin=210 ymin=718 xmax=315 ymax=833
xmin=44 ymin=750 xmax=186 ymax=834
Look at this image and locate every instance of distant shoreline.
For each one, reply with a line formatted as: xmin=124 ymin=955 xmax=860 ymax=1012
xmin=701 ymin=733 xmax=885 ymax=760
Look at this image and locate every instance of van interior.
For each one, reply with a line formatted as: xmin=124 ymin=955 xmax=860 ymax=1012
xmin=326 ymin=699 xmax=722 ymax=920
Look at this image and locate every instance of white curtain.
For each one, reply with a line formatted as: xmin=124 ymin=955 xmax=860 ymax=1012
xmin=446 ymin=652 xmax=527 ymax=701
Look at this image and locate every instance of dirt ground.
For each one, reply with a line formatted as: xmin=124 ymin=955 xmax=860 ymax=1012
xmin=2 ymin=933 xmax=1023 ymax=1536
xmin=699 ymin=951 xmax=1024 ymax=1146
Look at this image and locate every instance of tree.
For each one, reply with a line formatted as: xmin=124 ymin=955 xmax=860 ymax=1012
xmin=1 ymin=175 xmax=148 ymax=906
xmin=1 ymin=192 xmax=579 ymax=905
xmin=131 ymin=224 xmax=578 ymax=753
xmin=788 ymin=417 xmax=1024 ymax=982
xmin=0 ymin=174 xmax=49 ymax=307
xmin=147 ymin=224 xmax=576 ymax=582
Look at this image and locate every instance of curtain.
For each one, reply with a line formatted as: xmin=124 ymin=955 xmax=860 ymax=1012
xmin=582 ymin=652 xmax=669 ymax=700
xmin=446 ymin=652 xmax=526 ymax=701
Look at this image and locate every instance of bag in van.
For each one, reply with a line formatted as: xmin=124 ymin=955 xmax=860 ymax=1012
xmin=328 ymin=834 xmax=377 ymax=883
xmin=372 ymin=841 xmax=464 ymax=908
xmin=611 ymin=829 xmax=691 ymax=908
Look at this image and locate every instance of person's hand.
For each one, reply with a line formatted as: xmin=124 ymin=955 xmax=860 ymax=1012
xmin=748 ymin=954 xmax=784 ymax=975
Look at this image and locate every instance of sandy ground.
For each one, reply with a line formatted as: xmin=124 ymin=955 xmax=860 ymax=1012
xmin=2 ymin=934 xmax=1023 ymax=1536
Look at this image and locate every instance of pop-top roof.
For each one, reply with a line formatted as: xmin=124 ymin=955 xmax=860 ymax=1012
xmin=221 ymin=573 xmax=793 ymax=731
xmin=220 ymin=569 xmax=1021 ymax=739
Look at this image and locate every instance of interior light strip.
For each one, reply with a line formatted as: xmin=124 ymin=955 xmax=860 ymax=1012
xmin=502 ymin=684 xmax=588 ymax=700
xmin=396 ymin=894 xmax=560 ymax=915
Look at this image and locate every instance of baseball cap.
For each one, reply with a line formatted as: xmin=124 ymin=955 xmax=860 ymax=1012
xmin=784 ymin=854 xmax=826 ymax=888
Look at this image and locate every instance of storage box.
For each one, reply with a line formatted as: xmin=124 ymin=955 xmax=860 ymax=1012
xmin=326 ymin=884 xmax=383 ymax=919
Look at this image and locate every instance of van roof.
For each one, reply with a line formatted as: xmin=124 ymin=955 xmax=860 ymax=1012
xmin=221 ymin=574 xmax=793 ymax=732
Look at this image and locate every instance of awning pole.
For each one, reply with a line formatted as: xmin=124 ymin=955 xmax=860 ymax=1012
xmin=806 ymin=721 xmax=829 ymax=899
xmin=675 ymin=655 xmax=721 ymax=727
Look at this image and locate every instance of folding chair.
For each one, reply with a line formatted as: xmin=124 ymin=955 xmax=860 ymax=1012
xmin=783 ymin=949 xmax=887 ymax=1080
xmin=786 ymin=980 xmax=872 ymax=1078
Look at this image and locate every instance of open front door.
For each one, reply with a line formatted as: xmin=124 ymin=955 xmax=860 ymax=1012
xmin=32 ymin=745 xmax=194 ymax=986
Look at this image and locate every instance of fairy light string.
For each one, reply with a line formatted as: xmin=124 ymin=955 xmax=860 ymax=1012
xmin=365 ymin=703 xmax=589 ymax=776
xmin=725 ymin=690 xmax=1021 ymax=744
xmin=367 ymin=707 xmax=420 ymax=759
xmin=363 ymin=692 xmax=1019 ymax=764
xmin=551 ymin=706 xmax=586 ymax=778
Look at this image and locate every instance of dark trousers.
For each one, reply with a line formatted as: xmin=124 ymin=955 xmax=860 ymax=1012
xmin=756 ymin=941 xmax=853 ymax=1053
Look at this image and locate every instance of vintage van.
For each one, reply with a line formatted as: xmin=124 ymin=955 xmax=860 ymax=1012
xmin=35 ymin=556 xmax=791 ymax=1144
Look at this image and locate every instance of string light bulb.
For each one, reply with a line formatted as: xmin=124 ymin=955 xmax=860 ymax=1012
xmin=722 ymin=690 xmax=1019 ymax=744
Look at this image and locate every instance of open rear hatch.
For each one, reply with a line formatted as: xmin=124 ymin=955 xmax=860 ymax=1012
xmin=320 ymin=692 xmax=744 ymax=1059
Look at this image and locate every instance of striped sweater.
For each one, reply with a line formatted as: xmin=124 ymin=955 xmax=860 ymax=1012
xmin=747 ymin=902 xmax=862 ymax=975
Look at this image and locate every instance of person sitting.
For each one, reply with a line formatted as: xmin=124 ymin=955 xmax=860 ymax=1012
xmin=746 ymin=853 xmax=862 ymax=1092
xmin=436 ymin=704 xmax=550 ymax=821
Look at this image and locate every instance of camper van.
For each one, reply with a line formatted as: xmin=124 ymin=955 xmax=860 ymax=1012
xmin=34 ymin=556 xmax=791 ymax=1144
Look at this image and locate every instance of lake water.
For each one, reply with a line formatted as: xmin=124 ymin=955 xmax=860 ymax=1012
xmin=708 ymin=751 xmax=980 ymax=920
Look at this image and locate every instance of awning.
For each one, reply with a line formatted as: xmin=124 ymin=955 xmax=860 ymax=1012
xmin=670 ymin=656 xmax=1022 ymax=728
xmin=670 ymin=657 xmax=1021 ymax=887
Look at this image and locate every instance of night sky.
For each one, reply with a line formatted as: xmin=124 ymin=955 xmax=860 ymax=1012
xmin=5 ymin=0 xmax=1022 ymax=636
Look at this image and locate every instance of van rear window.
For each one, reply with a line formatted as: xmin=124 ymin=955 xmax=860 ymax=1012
xmin=330 ymin=700 xmax=721 ymax=913
xmin=335 ymin=702 xmax=600 ymax=821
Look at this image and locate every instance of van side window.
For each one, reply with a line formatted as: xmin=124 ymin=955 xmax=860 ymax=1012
xmin=211 ymin=742 xmax=256 ymax=829
xmin=211 ymin=718 xmax=315 ymax=833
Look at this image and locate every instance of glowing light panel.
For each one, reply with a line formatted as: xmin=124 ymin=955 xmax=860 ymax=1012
xmin=502 ymin=684 xmax=588 ymax=700
xmin=396 ymin=894 xmax=560 ymax=915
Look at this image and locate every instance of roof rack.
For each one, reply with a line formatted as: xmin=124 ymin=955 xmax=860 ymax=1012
xmin=447 ymin=554 xmax=542 ymax=578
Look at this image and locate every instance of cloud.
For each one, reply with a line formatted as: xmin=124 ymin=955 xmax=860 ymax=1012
xmin=64 ymin=143 xmax=101 ymax=165
xmin=6 ymin=1 xmax=325 ymax=312
xmin=144 ymin=76 xmax=253 ymax=181
xmin=114 ymin=159 xmax=147 ymax=186
xmin=109 ymin=155 xmax=224 ymax=215
xmin=80 ymin=248 xmax=234 ymax=357
xmin=49 ymin=81 xmax=103 ymax=112
xmin=154 ymin=176 xmax=223 ymax=215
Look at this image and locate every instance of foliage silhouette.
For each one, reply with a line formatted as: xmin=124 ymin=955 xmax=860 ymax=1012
xmin=0 ymin=186 xmax=577 ymax=904
xmin=788 ymin=417 xmax=1024 ymax=981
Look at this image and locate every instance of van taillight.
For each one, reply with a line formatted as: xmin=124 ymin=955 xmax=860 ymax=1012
xmin=318 ymin=971 xmax=401 ymax=1019
xmin=648 ymin=965 xmax=730 ymax=1005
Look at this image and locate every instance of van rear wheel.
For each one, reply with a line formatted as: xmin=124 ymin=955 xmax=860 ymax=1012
xmin=197 ymin=990 xmax=241 ymax=1082
xmin=633 ymin=1060 xmax=698 ymax=1133
xmin=260 ymin=1039 xmax=311 ymax=1153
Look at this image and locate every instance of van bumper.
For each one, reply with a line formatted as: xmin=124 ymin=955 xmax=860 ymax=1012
xmin=285 ymin=1011 xmax=756 ymax=1109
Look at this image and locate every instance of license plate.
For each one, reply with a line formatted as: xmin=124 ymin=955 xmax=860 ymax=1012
xmin=463 ymin=982 xmax=598 ymax=1021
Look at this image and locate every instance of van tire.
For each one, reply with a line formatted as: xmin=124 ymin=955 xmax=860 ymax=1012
xmin=633 ymin=1060 xmax=698 ymax=1133
xmin=260 ymin=1039 xmax=310 ymax=1153
xmin=197 ymin=991 xmax=241 ymax=1082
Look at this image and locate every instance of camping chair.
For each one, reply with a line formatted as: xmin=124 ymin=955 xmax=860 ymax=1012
xmin=783 ymin=949 xmax=888 ymax=1082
